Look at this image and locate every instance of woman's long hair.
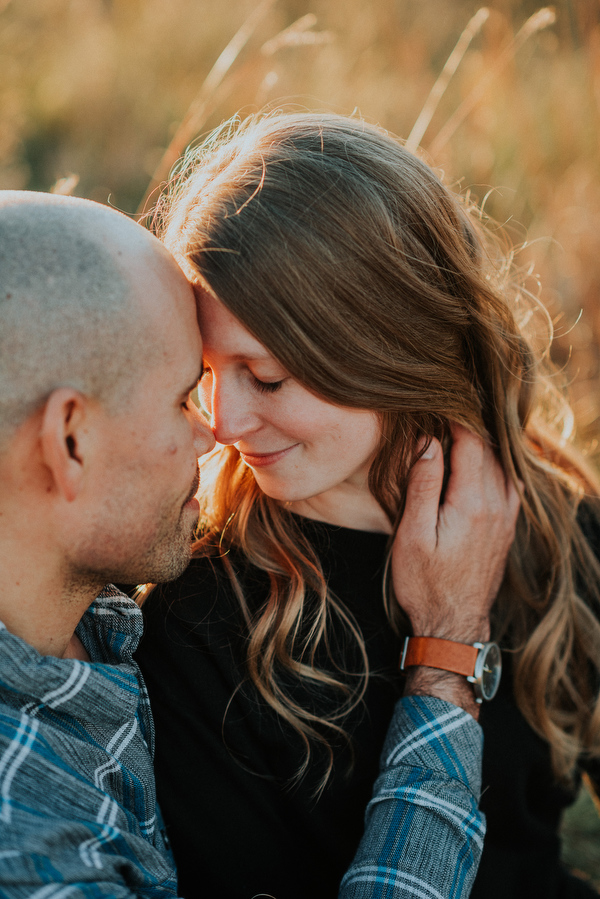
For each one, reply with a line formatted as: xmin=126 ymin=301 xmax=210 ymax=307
xmin=157 ymin=112 xmax=600 ymax=788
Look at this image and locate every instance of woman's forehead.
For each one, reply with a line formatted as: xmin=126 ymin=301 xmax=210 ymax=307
xmin=196 ymin=289 xmax=273 ymax=361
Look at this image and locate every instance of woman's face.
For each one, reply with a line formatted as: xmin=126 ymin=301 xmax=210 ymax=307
xmin=196 ymin=289 xmax=382 ymax=521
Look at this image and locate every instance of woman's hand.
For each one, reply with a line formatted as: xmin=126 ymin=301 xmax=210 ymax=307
xmin=392 ymin=424 xmax=521 ymax=716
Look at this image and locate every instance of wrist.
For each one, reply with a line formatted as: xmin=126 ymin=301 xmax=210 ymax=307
xmin=407 ymin=616 xmax=491 ymax=645
xmin=403 ymin=668 xmax=481 ymax=720
xmin=400 ymin=635 xmax=502 ymax=708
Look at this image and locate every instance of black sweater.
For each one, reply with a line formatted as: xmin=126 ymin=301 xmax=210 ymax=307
xmin=136 ymin=514 xmax=600 ymax=899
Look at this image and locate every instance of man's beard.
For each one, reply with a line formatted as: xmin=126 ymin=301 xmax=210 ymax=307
xmin=136 ymin=505 xmax=198 ymax=584
xmin=68 ymin=469 xmax=201 ymax=589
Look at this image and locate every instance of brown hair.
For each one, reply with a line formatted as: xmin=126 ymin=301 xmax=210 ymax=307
xmin=158 ymin=112 xmax=600 ymax=788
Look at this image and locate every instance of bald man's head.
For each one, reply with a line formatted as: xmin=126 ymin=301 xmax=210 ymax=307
xmin=0 ymin=192 xmax=172 ymax=446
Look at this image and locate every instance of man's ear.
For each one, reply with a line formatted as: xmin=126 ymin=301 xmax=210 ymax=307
xmin=40 ymin=388 xmax=94 ymax=503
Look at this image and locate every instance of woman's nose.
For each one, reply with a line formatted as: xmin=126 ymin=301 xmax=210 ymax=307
xmin=190 ymin=403 xmax=216 ymax=457
xmin=208 ymin=378 xmax=261 ymax=446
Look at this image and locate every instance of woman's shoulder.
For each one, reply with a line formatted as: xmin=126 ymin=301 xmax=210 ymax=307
xmin=577 ymin=495 xmax=600 ymax=554
xmin=574 ymin=496 xmax=600 ymax=622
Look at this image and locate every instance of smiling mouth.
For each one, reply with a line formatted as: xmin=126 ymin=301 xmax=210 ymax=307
xmin=239 ymin=445 xmax=298 ymax=467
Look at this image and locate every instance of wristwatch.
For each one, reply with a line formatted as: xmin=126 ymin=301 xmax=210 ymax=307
xmin=399 ymin=636 xmax=502 ymax=703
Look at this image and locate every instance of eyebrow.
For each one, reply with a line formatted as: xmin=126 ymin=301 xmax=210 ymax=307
xmin=222 ymin=352 xmax=280 ymax=364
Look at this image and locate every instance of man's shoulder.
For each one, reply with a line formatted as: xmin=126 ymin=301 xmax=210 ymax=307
xmin=0 ymin=687 xmax=110 ymax=836
xmin=0 ymin=668 xmax=176 ymax=897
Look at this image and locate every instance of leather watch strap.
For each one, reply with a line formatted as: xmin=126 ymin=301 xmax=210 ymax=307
xmin=400 ymin=636 xmax=479 ymax=677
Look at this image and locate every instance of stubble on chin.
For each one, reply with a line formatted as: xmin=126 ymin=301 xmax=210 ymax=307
xmin=69 ymin=506 xmax=198 ymax=592
xmin=134 ymin=507 xmax=198 ymax=585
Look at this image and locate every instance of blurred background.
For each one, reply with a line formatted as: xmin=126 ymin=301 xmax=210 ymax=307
xmin=2 ymin=0 xmax=600 ymax=448
xmin=1 ymin=0 xmax=599 ymax=884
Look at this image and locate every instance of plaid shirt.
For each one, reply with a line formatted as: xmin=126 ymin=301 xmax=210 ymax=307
xmin=0 ymin=587 xmax=484 ymax=899
xmin=0 ymin=586 xmax=178 ymax=898
xmin=340 ymin=696 xmax=485 ymax=898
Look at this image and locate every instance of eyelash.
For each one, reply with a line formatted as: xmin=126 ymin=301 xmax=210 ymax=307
xmin=252 ymin=376 xmax=284 ymax=394
xmin=199 ymin=367 xmax=284 ymax=395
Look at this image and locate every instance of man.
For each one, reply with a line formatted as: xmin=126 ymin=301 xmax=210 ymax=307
xmin=0 ymin=191 xmax=518 ymax=897
xmin=0 ymin=191 xmax=215 ymax=898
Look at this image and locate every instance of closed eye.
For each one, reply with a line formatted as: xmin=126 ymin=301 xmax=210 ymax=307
xmin=252 ymin=376 xmax=284 ymax=394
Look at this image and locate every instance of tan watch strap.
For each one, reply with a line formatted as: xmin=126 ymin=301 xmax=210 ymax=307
xmin=400 ymin=636 xmax=479 ymax=677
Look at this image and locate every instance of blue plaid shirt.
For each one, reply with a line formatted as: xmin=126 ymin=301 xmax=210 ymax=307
xmin=0 ymin=587 xmax=484 ymax=898
xmin=0 ymin=586 xmax=177 ymax=898
xmin=340 ymin=697 xmax=485 ymax=898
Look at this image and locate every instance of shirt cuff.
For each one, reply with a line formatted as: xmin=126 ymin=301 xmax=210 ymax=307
xmin=380 ymin=695 xmax=484 ymax=799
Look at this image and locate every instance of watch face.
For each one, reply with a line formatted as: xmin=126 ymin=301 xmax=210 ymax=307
xmin=477 ymin=642 xmax=502 ymax=701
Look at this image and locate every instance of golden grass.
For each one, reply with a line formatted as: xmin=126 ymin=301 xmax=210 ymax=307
xmin=1 ymin=0 xmax=600 ymax=452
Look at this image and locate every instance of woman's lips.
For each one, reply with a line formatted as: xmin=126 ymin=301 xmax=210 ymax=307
xmin=239 ymin=445 xmax=298 ymax=468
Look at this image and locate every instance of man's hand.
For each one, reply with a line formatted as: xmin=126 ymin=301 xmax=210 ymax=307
xmin=392 ymin=424 xmax=521 ymax=716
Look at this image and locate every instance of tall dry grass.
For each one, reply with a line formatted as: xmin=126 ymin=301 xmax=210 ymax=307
xmin=1 ymin=0 xmax=600 ymax=448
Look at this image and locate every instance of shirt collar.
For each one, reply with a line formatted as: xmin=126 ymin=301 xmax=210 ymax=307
xmin=76 ymin=584 xmax=145 ymax=664
xmin=0 ymin=586 xmax=144 ymax=725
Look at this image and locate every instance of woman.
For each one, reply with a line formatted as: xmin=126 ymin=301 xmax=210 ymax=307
xmin=136 ymin=113 xmax=600 ymax=899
